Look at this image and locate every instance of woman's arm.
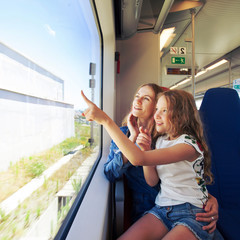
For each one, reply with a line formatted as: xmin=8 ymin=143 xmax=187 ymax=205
xmin=195 ymin=193 xmax=219 ymax=233
xmin=127 ymin=113 xmax=139 ymax=143
xmin=104 ymin=128 xmax=132 ymax=182
xmin=104 ymin=114 xmax=144 ymax=181
xmin=120 ymin=113 xmax=139 ymax=164
xmin=82 ymin=91 xmax=198 ymax=166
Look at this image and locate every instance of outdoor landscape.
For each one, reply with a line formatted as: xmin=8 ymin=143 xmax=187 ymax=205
xmin=0 ymin=116 xmax=99 ymax=240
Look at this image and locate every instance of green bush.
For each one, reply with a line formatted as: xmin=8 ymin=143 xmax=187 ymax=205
xmin=26 ymin=161 xmax=46 ymax=178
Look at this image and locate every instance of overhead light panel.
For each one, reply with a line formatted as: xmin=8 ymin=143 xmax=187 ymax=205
xmin=170 ymin=85 xmax=178 ymax=89
xmin=206 ymin=59 xmax=228 ymax=71
xmin=195 ymin=69 xmax=207 ymax=77
xmin=169 ymin=58 xmax=228 ymax=90
xmin=160 ymin=27 xmax=175 ymax=51
xmin=170 ymin=77 xmax=191 ymax=89
xmin=195 ymin=60 xmax=228 ymax=78
xmin=178 ymin=77 xmax=191 ymax=86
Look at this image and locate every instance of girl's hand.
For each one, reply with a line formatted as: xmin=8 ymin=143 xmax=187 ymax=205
xmin=136 ymin=127 xmax=152 ymax=151
xmin=195 ymin=194 xmax=218 ymax=233
xmin=127 ymin=112 xmax=139 ymax=141
xmin=81 ymin=90 xmax=108 ymax=125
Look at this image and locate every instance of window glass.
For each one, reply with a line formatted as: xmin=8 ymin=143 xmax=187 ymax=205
xmin=0 ymin=1 xmax=101 ymax=239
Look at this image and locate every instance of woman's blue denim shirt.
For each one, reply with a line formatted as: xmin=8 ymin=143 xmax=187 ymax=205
xmin=104 ymin=126 xmax=159 ymax=222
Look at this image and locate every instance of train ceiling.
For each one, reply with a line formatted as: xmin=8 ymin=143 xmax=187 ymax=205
xmin=114 ymin=0 xmax=240 ymax=89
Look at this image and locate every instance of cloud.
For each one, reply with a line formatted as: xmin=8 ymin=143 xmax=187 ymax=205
xmin=44 ymin=24 xmax=56 ymax=37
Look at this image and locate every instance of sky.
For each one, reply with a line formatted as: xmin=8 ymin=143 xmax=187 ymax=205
xmin=0 ymin=0 xmax=101 ymax=110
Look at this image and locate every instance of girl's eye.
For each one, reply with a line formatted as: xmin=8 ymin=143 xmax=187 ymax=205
xmin=144 ymin=97 xmax=150 ymax=101
xmin=163 ymin=109 xmax=167 ymax=113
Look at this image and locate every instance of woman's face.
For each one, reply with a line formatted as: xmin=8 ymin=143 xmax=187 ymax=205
xmin=132 ymin=86 xmax=156 ymax=120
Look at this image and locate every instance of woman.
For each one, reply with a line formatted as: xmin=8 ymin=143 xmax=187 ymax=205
xmin=103 ymin=84 xmax=219 ymax=233
xmin=104 ymin=83 xmax=163 ymax=223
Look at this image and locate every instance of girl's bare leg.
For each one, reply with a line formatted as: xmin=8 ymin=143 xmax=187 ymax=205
xmin=162 ymin=225 xmax=198 ymax=240
xmin=117 ymin=213 xmax=168 ymax=240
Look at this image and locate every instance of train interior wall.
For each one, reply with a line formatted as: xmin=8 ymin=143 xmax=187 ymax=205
xmin=116 ymin=32 xmax=161 ymax=126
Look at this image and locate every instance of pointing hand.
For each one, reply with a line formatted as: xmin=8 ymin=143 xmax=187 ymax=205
xmin=81 ymin=90 xmax=108 ymax=124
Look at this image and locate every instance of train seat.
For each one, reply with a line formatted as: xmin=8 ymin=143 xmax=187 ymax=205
xmin=114 ymin=178 xmax=125 ymax=237
xmin=199 ymin=87 xmax=240 ymax=240
xmin=114 ymin=176 xmax=132 ymax=238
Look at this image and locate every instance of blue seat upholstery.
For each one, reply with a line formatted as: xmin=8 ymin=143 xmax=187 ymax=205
xmin=199 ymin=88 xmax=240 ymax=240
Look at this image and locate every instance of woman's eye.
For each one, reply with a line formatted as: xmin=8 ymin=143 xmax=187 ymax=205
xmin=144 ymin=97 xmax=150 ymax=101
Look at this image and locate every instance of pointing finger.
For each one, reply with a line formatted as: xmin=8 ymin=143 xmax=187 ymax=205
xmin=81 ymin=90 xmax=93 ymax=106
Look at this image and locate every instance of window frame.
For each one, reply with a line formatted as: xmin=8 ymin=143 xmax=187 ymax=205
xmin=53 ymin=0 xmax=104 ymax=239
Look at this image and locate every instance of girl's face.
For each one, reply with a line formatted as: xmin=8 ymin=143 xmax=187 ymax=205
xmin=154 ymin=95 xmax=172 ymax=136
xmin=132 ymin=86 xmax=156 ymax=120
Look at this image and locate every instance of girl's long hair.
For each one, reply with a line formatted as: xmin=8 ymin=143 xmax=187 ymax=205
xmin=122 ymin=83 xmax=166 ymax=147
xmin=159 ymin=89 xmax=213 ymax=184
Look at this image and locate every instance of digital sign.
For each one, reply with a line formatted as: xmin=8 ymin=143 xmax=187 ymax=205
xmin=167 ymin=68 xmax=192 ymax=75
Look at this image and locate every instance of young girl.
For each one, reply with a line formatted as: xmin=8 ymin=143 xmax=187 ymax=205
xmin=81 ymin=89 xmax=214 ymax=239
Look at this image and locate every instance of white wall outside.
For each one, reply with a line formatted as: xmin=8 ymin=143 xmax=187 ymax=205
xmin=0 ymin=89 xmax=74 ymax=171
xmin=0 ymin=43 xmax=74 ymax=172
xmin=0 ymin=42 xmax=64 ymax=102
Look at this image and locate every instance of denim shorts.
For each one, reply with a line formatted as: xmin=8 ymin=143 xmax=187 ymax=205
xmin=147 ymin=203 xmax=214 ymax=240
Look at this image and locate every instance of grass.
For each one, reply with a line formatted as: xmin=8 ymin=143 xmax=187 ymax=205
xmin=0 ymin=148 xmax=94 ymax=240
xmin=0 ymin=122 xmax=94 ymax=202
xmin=0 ymin=121 xmax=100 ymax=239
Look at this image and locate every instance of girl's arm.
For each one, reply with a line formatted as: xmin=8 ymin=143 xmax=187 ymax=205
xmin=82 ymin=91 xmax=198 ymax=166
xmin=143 ymin=166 xmax=159 ymax=186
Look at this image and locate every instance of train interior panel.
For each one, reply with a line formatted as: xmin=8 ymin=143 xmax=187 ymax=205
xmin=0 ymin=0 xmax=239 ymax=240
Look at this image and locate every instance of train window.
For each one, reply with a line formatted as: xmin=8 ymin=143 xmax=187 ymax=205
xmin=0 ymin=1 xmax=102 ymax=239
